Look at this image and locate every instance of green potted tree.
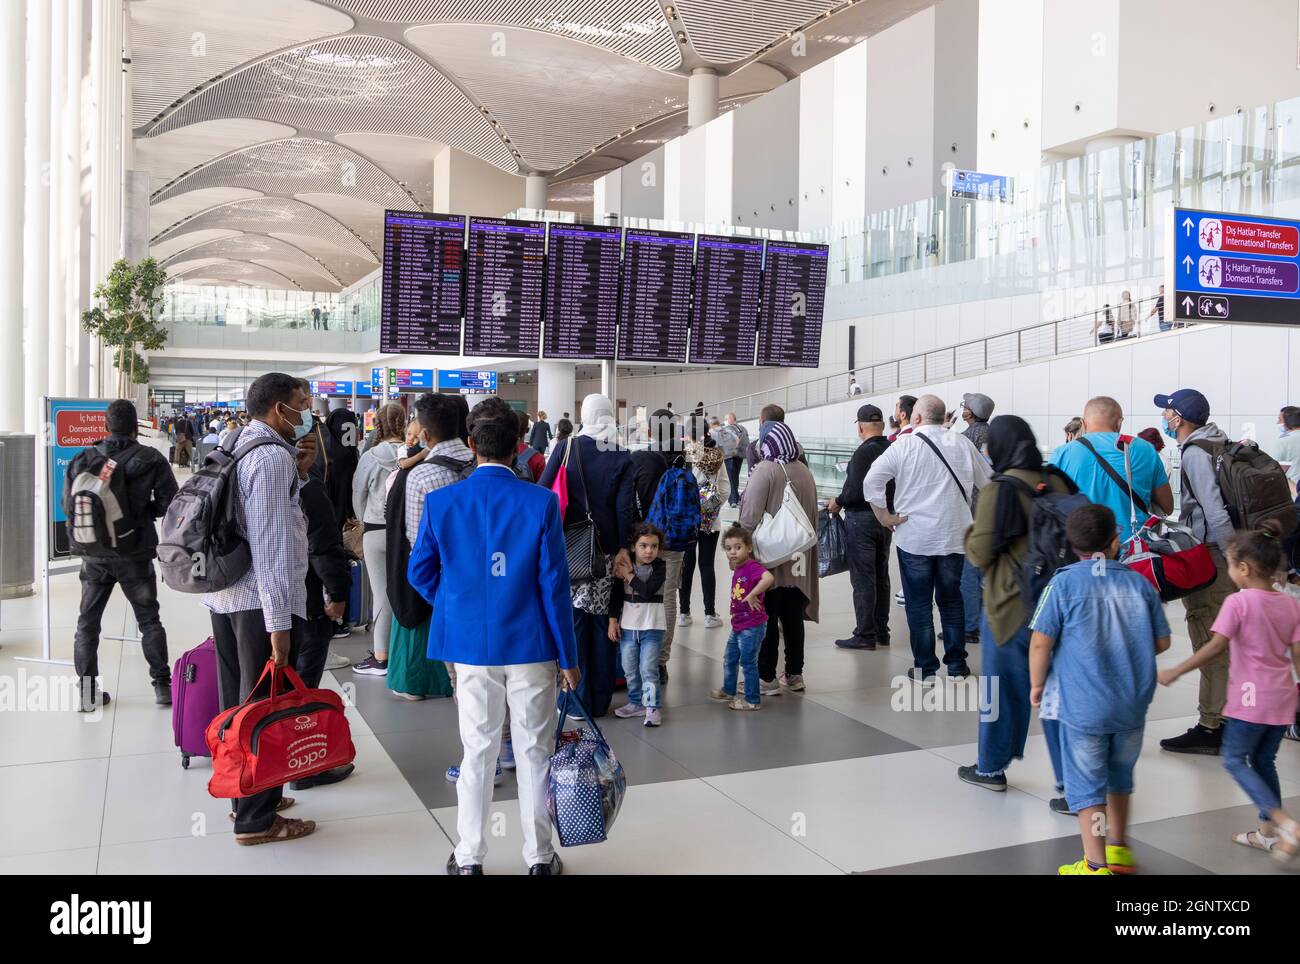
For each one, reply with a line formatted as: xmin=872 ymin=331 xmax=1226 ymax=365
xmin=80 ymin=257 xmax=169 ymax=397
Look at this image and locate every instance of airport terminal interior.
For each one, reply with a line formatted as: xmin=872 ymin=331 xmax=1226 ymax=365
xmin=2 ymin=0 xmax=1300 ymax=882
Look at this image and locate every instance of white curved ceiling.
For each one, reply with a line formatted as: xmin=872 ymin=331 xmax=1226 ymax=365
xmin=135 ymin=0 xmax=926 ymax=290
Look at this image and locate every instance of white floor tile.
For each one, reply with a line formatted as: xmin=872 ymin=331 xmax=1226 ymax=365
xmin=0 ymin=758 xmax=109 ymax=857
xmin=0 ymin=847 xmax=100 ymax=874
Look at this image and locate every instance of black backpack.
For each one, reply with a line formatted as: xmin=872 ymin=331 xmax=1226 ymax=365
xmin=64 ymin=442 xmax=148 ymax=558
xmin=384 ymin=455 xmax=472 ymax=627
xmin=1183 ymin=438 xmax=1297 ymax=538
xmin=994 ymin=473 xmax=1091 ymax=610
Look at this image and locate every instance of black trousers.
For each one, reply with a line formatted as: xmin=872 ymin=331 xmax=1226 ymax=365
xmin=759 ymin=586 xmax=807 ymax=682
xmin=680 ymin=530 xmax=720 ymax=616
xmin=843 ymin=510 xmax=892 ymax=645
xmin=569 ymin=607 xmax=615 ymax=717
xmin=724 ymin=457 xmax=743 ymax=505
xmin=210 ymin=609 xmax=305 ymax=834
xmin=74 ymin=557 xmax=169 ymax=685
xmin=296 ymin=613 xmax=336 ymax=689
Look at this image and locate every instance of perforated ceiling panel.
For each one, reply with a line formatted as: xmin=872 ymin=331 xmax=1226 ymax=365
xmin=406 ymin=25 xmax=688 ymax=171
xmin=331 ymin=0 xmax=680 ymax=70
xmin=146 ymin=35 xmax=516 ymax=172
xmin=160 ymin=234 xmax=346 ymax=285
xmin=152 ymin=137 xmax=418 ymax=212
xmin=153 ymin=197 xmax=379 ymax=268
xmin=170 ymin=259 xmax=308 ymax=289
xmin=673 ymin=0 xmax=839 ymax=64
xmin=129 ymin=0 xmax=355 ymax=128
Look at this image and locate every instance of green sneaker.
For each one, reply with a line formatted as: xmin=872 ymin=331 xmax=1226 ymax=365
xmin=1105 ymin=844 xmax=1138 ymax=874
xmin=1058 ymin=858 xmax=1113 ymax=876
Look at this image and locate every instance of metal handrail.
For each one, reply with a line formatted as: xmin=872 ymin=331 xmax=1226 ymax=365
xmin=709 ymin=296 xmax=1196 ymax=420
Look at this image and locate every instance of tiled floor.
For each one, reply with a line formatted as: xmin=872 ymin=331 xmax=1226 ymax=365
xmin=2 ymin=508 xmax=1299 ymax=876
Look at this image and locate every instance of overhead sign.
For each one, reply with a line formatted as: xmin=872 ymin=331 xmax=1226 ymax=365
xmin=387 ymin=368 xmax=434 ymax=390
xmin=950 ymin=169 xmax=1011 ymax=202
xmin=438 ymin=370 xmax=498 ymax=394
xmin=308 ymin=380 xmax=352 ymax=397
xmin=1169 ymin=207 xmax=1300 ymax=326
xmin=47 ymin=397 xmax=113 ymax=560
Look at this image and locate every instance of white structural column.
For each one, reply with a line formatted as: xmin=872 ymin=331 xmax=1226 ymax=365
xmin=23 ymin=0 xmax=52 ymax=433
xmin=524 ymin=174 xmax=547 ymax=211
xmin=90 ymin=0 xmax=126 ymax=399
xmin=536 ymin=360 xmax=577 ymax=428
xmin=47 ymin=0 xmax=67 ymax=398
xmin=687 ymin=67 xmax=719 ymax=129
xmin=62 ymin=0 xmax=84 ymax=396
xmin=0 ymin=1 xmax=28 ymax=431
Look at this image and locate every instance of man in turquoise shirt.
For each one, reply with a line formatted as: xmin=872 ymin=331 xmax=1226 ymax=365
xmin=1049 ymin=396 xmax=1173 ymax=546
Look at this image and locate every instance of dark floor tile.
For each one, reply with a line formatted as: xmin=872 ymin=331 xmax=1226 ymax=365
xmin=861 ymin=834 xmax=1213 ymax=875
xmin=1128 ymin=795 xmax=1300 ymax=876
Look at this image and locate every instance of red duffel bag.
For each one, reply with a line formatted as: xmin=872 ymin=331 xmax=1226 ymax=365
xmin=1122 ymin=514 xmax=1218 ymax=603
xmin=206 ymin=660 xmax=356 ymax=799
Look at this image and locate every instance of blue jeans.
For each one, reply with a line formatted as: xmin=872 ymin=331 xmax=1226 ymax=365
xmin=723 ymin=624 xmax=765 ymax=704
xmin=1060 ymin=723 xmax=1144 ymax=812
xmin=960 ymin=559 xmax=982 ymax=635
xmin=895 ymin=548 xmax=968 ymax=676
xmin=620 ymin=629 xmax=665 ymax=709
xmin=976 ymin=618 xmax=1033 ymax=775
xmin=1221 ymin=717 xmax=1286 ymax=821
xmin=1042 ymin=718 xmax=1066 ymax=792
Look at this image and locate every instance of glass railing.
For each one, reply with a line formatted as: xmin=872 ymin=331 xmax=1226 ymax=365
xmin=159 ymin=283 xmax=380 ymax=332
xmin=710 ymin=296 xmax=1198 ymax=420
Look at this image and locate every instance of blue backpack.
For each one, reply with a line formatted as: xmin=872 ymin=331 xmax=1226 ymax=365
xmin=647 ymin=458 xmax=701 ymax=551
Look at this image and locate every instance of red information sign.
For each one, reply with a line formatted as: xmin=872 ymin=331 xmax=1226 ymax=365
xmin=55 ymin=409 xmax=108 ymax=448
xmin=1201 ymin=218 xmax=1300 ymax=258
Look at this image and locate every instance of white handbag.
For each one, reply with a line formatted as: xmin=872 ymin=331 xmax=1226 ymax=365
xmin=752 ymin=464 xmax=818 ymax=567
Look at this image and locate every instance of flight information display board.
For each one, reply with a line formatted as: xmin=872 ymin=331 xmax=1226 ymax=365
xmin=463 ymin=217 xmax=545 ymax=358
xmin=689 ymin=233 xmax=762 ymax=365
xmin=543 ymin=222 xmax=621 ymax=359
xmin=380 ymin=211 xmax=465 ymax=354
xmin=618 ymin=228 xmax=693 ymax=363
xmin=756 ymin=240 xmax=829 ymax=368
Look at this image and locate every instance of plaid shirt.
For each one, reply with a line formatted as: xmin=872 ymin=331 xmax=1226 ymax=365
xmin=203 ymin=420 xmax=308 ymax=631
xmin=404 ymin=439 xmax=474 ymax=547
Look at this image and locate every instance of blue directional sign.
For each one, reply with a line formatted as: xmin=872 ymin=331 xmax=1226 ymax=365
xmin=950 ymin=169 xmax=1012 ymax=202
xmin=438 ymin=370 xmax=498 ymax=394
xmin=1168 ymin=207 xmax=1300 ymax=326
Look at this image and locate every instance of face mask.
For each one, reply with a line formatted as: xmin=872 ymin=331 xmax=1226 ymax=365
xmin=1162 ymin=417 xmax=1178 ymax=440
xmin=280 ymin=403 xmax=313 ymax=441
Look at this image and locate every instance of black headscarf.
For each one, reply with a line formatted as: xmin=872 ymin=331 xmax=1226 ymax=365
xmin=988 ymin=415 xmax=1076 ymax=555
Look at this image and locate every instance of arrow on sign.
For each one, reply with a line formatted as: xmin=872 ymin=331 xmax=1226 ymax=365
xmin=1182 ymin=296 xmax=1195 ymax=313
xmin=1183 ymin=216 xmax=1195 ymax=237
xmin=1183 ymin=254 xmax=1194 ymax=273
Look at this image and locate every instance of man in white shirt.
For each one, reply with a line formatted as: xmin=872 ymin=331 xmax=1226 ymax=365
xmin=864 ymin=394 xmax=991 ymax=683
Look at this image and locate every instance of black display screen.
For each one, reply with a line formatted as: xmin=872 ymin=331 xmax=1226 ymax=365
xmin=689 ymin=233 xmax=762 ymax=365
xmin=756 ymin=240 xmax=829 ymax=368
xmin=542 ymin=223 xmax=621 ymax=360
xmin=617 ymin=228 xmax=693 ymax=363
xmin=462 ymin=217 xmax=545 ymax=358
xmin=380 ymin=210 xmax=465 ymax=355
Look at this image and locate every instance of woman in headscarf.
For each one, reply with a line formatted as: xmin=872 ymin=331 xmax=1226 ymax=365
xmin=539 ymin=393 xmax=636 ymax=717
xmin=958 ymin=415 xmax=1076 ymax=811
xmin=738 ymin=421 xmax=819 ymax=694
xmin=680 ymin=426 xmax=729 ymax=628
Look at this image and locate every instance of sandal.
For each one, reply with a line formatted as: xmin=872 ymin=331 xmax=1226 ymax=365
xmin=234 ymin=815 xmax=316 ymax=846
xmin=1231 ymin=829 xmax=1278 ymax=852
xmin=1272 ymin=819 xmax=1300 ymax=864
xmin=228 ymin=796 xmax=295 ymax=822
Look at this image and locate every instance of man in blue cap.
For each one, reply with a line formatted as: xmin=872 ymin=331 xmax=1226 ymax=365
xmin=1154 ymin=388 xmax=1235 ymax=755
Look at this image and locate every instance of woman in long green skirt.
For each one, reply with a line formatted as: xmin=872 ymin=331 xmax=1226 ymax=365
xmin=386 ymin=617 xmax=452 ymax=700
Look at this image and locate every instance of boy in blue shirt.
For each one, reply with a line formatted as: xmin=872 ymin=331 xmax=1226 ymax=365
xmin=1029 ymin=503 xmax=1171 ymax=875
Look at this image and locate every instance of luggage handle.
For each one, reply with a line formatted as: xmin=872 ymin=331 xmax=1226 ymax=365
xmin=240 ymin=659 xmax=306 ymax=708
xmin=553 ymin=687 xmax=609 ymax=752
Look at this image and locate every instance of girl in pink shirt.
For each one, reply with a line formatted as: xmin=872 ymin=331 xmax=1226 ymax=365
xmin=1160 ymin=521 xmax=1300 ymax=861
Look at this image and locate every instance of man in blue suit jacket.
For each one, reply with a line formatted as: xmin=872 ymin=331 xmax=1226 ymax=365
xmin=409 ymin=397 xmax=580 ymax=877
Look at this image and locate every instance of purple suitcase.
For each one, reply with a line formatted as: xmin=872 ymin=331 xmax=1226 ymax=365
xmin=171 ymin=637 xmax=219 ymax=768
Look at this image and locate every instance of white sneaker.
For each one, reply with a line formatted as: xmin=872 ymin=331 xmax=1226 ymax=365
xmin=677 ymin=613 xmax=692 ymax=627
xmin=325 ymin=651 xmax=350 ymax=670
xmin=760 ymin=678 xmax=783 ymax=697
xmin=894 ymin=590 xmax=906 ymax=607
xmin=703 ymin=614 xmax=723 ymax=629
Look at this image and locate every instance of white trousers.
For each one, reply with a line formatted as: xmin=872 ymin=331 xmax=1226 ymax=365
xmin=361 ymin=530 xmax=390 ymax=656
xmin=453 ymin=661 xmax=557 ymax=868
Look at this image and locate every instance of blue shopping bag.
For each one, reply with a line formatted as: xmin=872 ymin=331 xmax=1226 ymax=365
xmin=547 ymin=689 xmax=627 ymax=847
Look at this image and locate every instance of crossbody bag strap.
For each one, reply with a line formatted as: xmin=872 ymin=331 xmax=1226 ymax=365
xmin=1077 ymin=436 xmax=1149 ymax=516
xmin=914 ymin=431 xmax=969 ymax=505
xmin=568 ymin=435 xmax=595 ymax=522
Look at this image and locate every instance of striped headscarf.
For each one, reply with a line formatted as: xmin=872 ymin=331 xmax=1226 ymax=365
xmin=759 ymin=421 xmax=799 ymax=464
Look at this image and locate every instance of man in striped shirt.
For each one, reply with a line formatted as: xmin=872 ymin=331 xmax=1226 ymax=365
xmin=203 ymin=372 xmax=319 ymax=846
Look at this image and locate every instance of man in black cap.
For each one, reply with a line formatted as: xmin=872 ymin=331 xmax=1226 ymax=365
xmin=828 ymin=404 xmax=894 ymax=650
xmin=1155 ymin=388 xmax=1236 ymax=755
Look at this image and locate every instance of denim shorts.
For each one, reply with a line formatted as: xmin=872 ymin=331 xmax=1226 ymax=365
xmin=1060 ymin=723 xmax=1145 ymax=812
